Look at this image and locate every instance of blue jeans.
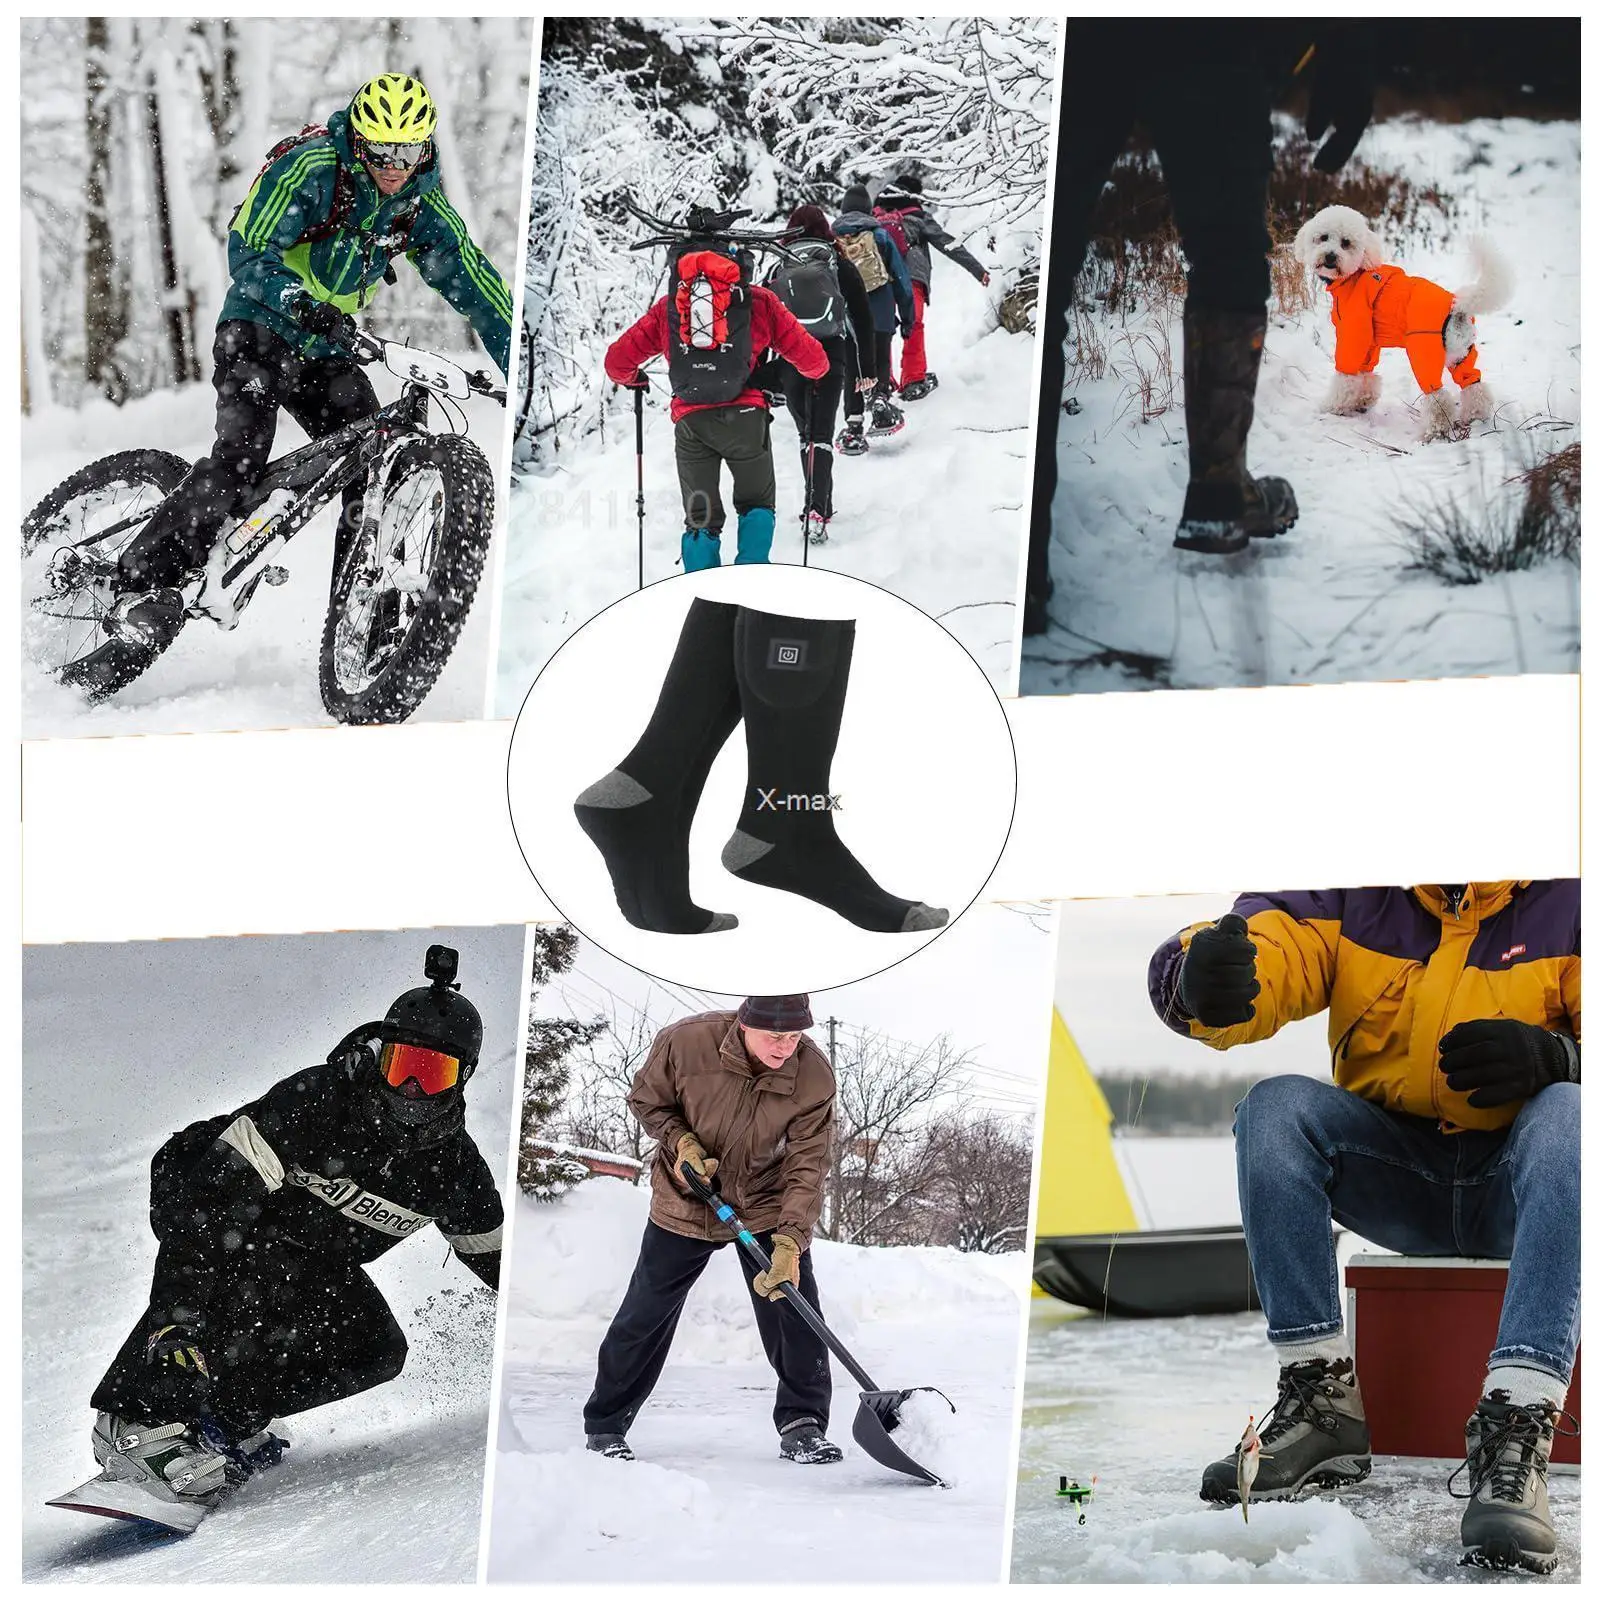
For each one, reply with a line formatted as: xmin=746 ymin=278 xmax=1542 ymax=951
xmin=1235 ymin=1075 xmax=1580 ymax=1385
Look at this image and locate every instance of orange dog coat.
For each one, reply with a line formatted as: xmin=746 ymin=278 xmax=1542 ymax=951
xmin=1325 ymin=266 xmax=1481 ymax=393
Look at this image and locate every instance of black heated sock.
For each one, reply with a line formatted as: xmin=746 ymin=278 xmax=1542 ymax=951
xmin=720 ymin=606 xmax=947 ymax=934
xmin=575 ymin=597 xmax=741 ymax=934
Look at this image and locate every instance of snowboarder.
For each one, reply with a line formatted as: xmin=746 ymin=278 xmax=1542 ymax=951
xmin=72 ymin=74 xmax=515 ymax=698
xmin=873 ymin=173 xmax=992 ymax=402
xmin=762 ymin=204 xmax=880 ymax=543
xmin=64 ymin=945 xmax=503 ymax=1532
xmin=583 ymin=995 xmax=841 ymax=1465
xmin=831 ymin=186 xmax=918 ymax=451
xmin=1025 ymin=24 xmax=1375 ymax=632
xmin=605 ymin=215 xmax=828 ymax=571
xmin=1148 ymin=882 xmax=1580 ymax=1574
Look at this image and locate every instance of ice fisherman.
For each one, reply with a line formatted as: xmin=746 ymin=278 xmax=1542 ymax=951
xmin=75 ymin=947 xmax=502 ymax=1528
xmin=583 ymin=994 xmax=842 ymax=1465
xmin=1149 ymin=882 xmax=1580 ymax=1574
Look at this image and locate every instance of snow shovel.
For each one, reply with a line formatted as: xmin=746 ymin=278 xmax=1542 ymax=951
xmin=683 ymin=1167 xmax=954 ymax=1486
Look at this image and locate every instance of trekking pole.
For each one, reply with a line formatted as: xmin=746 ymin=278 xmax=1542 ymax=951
xmin=801 ymin=380 xmax=816 ymax=568
xmin=634 ymin=382 xmax=646 ymax=590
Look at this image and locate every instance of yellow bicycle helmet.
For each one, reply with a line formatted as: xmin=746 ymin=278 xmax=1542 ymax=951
xmin=349 ymin=74 xmax=437 ymax=145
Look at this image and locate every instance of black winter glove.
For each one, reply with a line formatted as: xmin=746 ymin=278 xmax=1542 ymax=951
xmin=619 ymin=370 xmax=650 ymax=393
xmin=145 ymin=1321 xmax=212 ymax=1381
xmin=292 ymin=295 xmax=355 ymax=344
xmin=1438 ymin=1019 xmax=1576 ymax=1109
xmin=1304 ymin=32 xmax=1375 ymax=173
xmin=1178 ymin=912 xmax=1260 ymax=1027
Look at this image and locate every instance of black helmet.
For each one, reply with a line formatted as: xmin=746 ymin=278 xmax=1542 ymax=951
xmin=382 ymin=980 xmax=483 ymax=1075
xmin=364 ymin=945 xmax=480 ymax=1139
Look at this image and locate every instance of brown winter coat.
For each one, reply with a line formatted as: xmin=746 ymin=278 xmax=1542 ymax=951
xmin=628 ymin=1010 xmax=835 ymax=1249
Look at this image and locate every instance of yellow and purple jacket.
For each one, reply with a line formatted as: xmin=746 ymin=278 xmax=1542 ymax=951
xmin=1148 ymin=882 xmax=1580 ymax=1133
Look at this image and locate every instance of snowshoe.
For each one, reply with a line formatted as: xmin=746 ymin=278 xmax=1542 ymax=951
xmin=836 ymin=421 xmax=870 ymax=457
xmin=50 ymin=1413 xmax=231 ymax=1534
xmin=804 ymin=510 xmax=831 ymax=546
xmin=867 ymin=400 xmax=906 ymax=438
xmin=900 ymin=373 xmax=939 ymax=402
xmin=1452 ymin=1393 xmax=1566 ymax=1575
xmin=1199 ymin=1359 xmax=1371 ymax=1508
xmin=585 ymin=1432 xmax=635 ymax=1461
xmin=779 ymin=1422 xmax=843 ymax=1465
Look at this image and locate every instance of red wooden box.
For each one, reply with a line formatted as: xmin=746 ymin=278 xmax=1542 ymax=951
xmin=1346 ymin=1254 xmax=1580 ymax=1466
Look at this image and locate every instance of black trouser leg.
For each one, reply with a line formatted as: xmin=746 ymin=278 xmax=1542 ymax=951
xmin=741 ymin=1231 xmax=832 ymax=1434
xmin=280 ymin=353 xmax=380 ymax=583
xmin=782 ymin=354 xmax=844 ymax=519
xmin=872 ymin=331 xmax=895 ymax=399
xmin=583 ymin=1222 xmax=717 ymax=1436
xmin=842 ymin=342 xmax=865 ymax=421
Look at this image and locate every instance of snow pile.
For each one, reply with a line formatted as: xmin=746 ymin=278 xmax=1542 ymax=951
xmin=490 ymin=1178 xmax=1025 ymax=1581
xmin=890 ymin=1386 xmax=964 ymax=1489
xmin=1024 ymin=116 xmax=1580 ymax=694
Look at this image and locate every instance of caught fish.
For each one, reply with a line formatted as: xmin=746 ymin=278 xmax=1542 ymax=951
xmin=1237 ymin=1414 xmax=1269 ymax=1523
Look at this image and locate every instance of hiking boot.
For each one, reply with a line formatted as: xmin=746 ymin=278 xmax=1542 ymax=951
xmin=1174 ymin=305 xmax=1298 ymax=553
xmin=585 ymin=1432 xmax=634 ymax=1461
xmin=779 ymin=1422 xmax=843 ymax=1464
xmin=1453 ymin=1393 xmax=1564 ymax=1575
xmin=1199 ymin=1359 xmax=1371 ymax=1506
xmin=837 ymin=419 xmax=870 ymax=456
xmin=804 ymin=510 xmax=831 ymax=546
xmin=92 ymin=1411 xmax=230 ymax=1508
xmin=900 ymin=374 xmax=939 ymax=402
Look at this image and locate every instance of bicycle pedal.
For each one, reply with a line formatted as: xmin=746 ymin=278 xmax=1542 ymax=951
xmin=261 ymin=566 xmax=289 ymax=587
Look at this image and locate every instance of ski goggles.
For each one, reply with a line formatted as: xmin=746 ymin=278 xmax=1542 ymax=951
xmin=355 ymin=136 xmax=432 ymax=172
xmin=380 ymin=1039 xmax=461 ymax=1096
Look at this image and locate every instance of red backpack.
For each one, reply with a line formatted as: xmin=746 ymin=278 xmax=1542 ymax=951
xmin=666 ymin=247 xmax=754 ymax=405
xmin=872 ymin=207 xmax=912 ymax=264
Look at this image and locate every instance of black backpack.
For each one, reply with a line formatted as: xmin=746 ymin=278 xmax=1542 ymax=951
xmin=767 ymin=239 xmax=848 ymax=342
xmin=665 ymin=240 xmax=755 ymax=405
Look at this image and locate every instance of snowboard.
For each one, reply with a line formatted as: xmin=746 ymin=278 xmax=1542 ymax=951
xmin=48 ymin=1470 xmax=212 ymax=1535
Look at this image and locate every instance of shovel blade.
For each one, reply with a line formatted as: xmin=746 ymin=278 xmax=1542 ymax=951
xmin=851 ymin=1386 xmax=952 ymax=1488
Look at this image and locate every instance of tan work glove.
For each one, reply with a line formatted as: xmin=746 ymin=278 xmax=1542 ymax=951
xmin=752 ymin=1233 xmax=801 ymax=1300
xmin=672 ymin=1132 xmax=718 ymax=1191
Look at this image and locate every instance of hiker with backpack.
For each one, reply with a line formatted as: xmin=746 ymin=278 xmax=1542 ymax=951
xmin=107 ymin=75 xmax=514 ymax=667
xmin=604 ymin=216 xmax=829 ymax=571
xmin=762 ymin=204 xmax=879 ymax=544
xmin=831 ymin=186 xmax=917 ymax=452
xmin=874 ymin=174 xmax=992 ymax=402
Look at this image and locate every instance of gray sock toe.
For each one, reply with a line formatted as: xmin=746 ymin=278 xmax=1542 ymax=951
xmin=702 ymin=912 xmax=739 ymax=934
xmin=901 ymin=903 xmax=948 ymax=933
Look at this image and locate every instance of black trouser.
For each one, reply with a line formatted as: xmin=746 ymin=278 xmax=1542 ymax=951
xmin=780 ymin=342 xmax=848 ymax=519
xmin=584 ymin=1220 xmax=832 ymax=1438
xmin=120 ymin=319 xmax=379 ymax=592
xmin=1028 ymin=23 xmax=1276 ymax=609
xmin=91 ymin=1239 xmax=408 ymax=1440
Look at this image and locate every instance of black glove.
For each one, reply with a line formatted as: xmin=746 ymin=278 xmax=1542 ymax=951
xmin=145 ymin=1322 xmax=212 ymax=1381
xmin=292 ymin=295 xmax=354 ymax=344
xmin=1178 ymin=912 xmax=1260 ymax=1027
xmin=1304 ymin=33 xmax=1375 ymax=173
xmin=619 ymin=370 xmax=650 ymax=393
xmin=1438 ymin=1019 xmax=1575 ymax=1109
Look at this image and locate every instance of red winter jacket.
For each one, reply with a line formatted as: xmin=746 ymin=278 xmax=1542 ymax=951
xmin=605 ymin=285 xmax=829 ymax=421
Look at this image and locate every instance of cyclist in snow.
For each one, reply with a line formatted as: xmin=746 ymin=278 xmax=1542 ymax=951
xmin=583 ymin=996 xmax=842 ymax=1466
xmin=605 ymin=228 xmax=828 ymax=571
xmin=77 ymin=947 xmax=503 ymax=1526
xmin=761 ymin=203 xmax=879 ymax=543
xmin=74 ymin=73 xmax=514 ymax=697
xmin=1149 ymin=882 xmax=1579 ymax=1574
xmin=831 ymin=186 xmax=917 ymax=451
xmin=873 ymin=173 xmax=992 ymax=402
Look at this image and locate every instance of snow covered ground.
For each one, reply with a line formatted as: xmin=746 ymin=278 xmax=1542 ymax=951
xmin=21 ymin=928 xmax=521 ymax=1582
xmin=495 ymin=261 xmax=1035 ymax=714
xmin=487 ymin=1179 xmax=1026 ymax=1583
xmin=1023 ymin=117 xmax=1580 ymax=695
xmin=21 ymin=372 xmax=505 ymax=739
xmin=1011 ymin=1304 xmax=1581 ymax=1584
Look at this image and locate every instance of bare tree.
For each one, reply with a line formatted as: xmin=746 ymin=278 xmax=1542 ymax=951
xmin=919 ymin=1110 xmax=1034 ymax=1253
xmin=82 ymin=17 xmax=129 ymax=399
xmin=553 ymin=994 xmax=660 ymax=1166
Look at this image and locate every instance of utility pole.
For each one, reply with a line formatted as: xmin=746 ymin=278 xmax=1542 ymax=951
xmin=824 ymin=1016 xmax=840 ymax=1240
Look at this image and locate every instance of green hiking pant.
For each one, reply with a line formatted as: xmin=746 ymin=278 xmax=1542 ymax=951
xmin=674 ymin=405 xmax=775 ymax=533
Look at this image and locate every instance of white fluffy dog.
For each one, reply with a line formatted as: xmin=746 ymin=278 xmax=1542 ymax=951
xmin=1292 ymin=204 xmax=1514 ymax=441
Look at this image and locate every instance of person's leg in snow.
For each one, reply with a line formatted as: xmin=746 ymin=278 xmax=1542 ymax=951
xmin=712 ymin=406 xmax=777 ymax=564
xmin=739 ymin=1230 xmax=837 ymax=1461
xmin=583 ymin=1221 xmax=720 ymax=1450
xmin=899 ymin=282 xmax=929 ymax=391
xmin=674 ymin=414 xmax=728 ymax=571
xmin=783 ymin=356 xmax=844 ymax=531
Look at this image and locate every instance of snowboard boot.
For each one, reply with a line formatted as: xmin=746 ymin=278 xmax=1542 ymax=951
xmin=900 ymin=373 xmax=939 ymax=402
xmin=1452 ymin=1393 xmax=1564 ymax=1575
xmin=868 ymin=397 xmax=906 ymax=438
xmin=779 ymin=1421 xmax=843 ymax=1464
xmin=59 ymin=588 xmax=187 ymax=702
xmin=837 ymin=419 xmax=870 ymax=456
xmin=804 ymin=510 xmax=831 ymax=546
xmin=1199 ymin=1358 xmax=1371 ymax=1506
xmin=195 ymin=1416 xmax=291 ymax=1487
xmin=92 ymin=1411 xmax=230 ymax=1509
xmin=1173 ymin=306 xmax=1299 ymax=554
xmin=585 ymin=1433 xmax=635 ymax=1461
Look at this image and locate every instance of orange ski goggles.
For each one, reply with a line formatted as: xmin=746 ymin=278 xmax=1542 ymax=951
xmin=380 ymin=1039 xmax=461 ymax=1096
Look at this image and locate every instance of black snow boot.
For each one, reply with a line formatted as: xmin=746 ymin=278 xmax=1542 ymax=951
xmin=779 ymin=1422 xmax=843 ymax=1464
xmin=837 ymin=418 xmax=870 ymax=456
xmin=1452 ymin=1393 xmax=1566 ymax=1575
xmin=868 ymin=396 xmax=905 ymax=437
xmin=1199 ymin=1358 xmax=1371 ymax=1507
xmin=585 ymin=1432 xmax=635 ymax=1461
xmin=1174 ymin=306 xmax=1298 ymax=554
xmin=59 ymin=588 xmax=187 ymax=702
xmin=900 ymin=373 xmax=939 ymax=402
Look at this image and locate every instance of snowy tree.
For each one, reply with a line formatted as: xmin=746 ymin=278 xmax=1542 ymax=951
xmin=919 ymin=1110 xmax=1034 ymax=1253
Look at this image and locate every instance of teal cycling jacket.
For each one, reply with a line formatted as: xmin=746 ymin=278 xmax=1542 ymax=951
xmin=223 ymin=108 xmax=512 ymax=375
